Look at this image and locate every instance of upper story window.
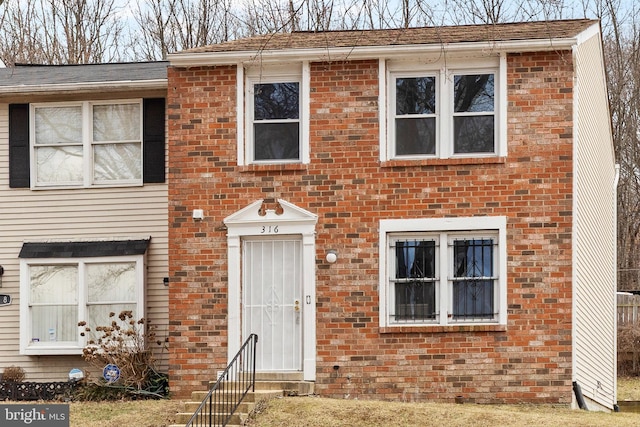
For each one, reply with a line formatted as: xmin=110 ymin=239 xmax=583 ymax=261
xmin=33 ymin=101 xmax=142 ymax=187
xmin=383 ymin=56 xmax=505 ymax=161
xmin=8 ymin=99 xmax=165 ymax=189
xmin=452 ymin=74 xmax=495 ymax=154
xmin=252 ymin=82 xmax=300 ymax=161
xmin=394 ymin=76 xmax=437 ymax=156
xmin=240 ymin=64 xmax=309 ymax=165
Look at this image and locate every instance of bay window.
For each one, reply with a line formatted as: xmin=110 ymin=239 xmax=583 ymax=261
xmin=19 ymin=240 xmax=148 ymax=355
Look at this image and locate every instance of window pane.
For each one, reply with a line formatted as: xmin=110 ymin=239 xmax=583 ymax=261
xmin=454 ymin=74 xmax=494 ymax=113
xmin=394 ymin=240 xmax=436 ymax=321
xmin=395 ymin=117 xmax=436 ymax=155
xmin=452 ymin=239 xmax=494 ymax=319
xmin=35 ymin=146 xmax=84 ymax=184
xmin=32 ymin=305 xmax=78 ymax=342
xmin=396 ymin=77 xmax=436 ymax=115
xmin=254 ymin=83 xmax=299 ymax=120
xmin=34 ymin=106 xmax=82 ymax=145
xmin=86 ymin=303 xmax=137 ymax=342
xmin=87 ymin=262 xmax=136 ymax=303
xmin=452 ymin=280 xmax=494 ymax=319
xmin=254 ymin=122 xmax=300 ymax=160
xmin=93 ymin=143 xmax=142 ymax=181
xmin=453 ymin=116 xmax=494 ymax=154
xmin=30 ymin=265 xmax=78 ymax=304
xmin=396 ymin=240 xmax=436 ymax=279
xmin=93 ymin=104 xmax=141 ymax=141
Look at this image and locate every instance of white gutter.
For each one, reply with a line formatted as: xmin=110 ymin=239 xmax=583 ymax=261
xmin=0 ymin=78 xmax=167 ymax=95
xmin=168 ymin=37 xmax=582 ymax=67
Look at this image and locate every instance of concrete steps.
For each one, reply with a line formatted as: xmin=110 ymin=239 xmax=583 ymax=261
xmin=170 ymin=373 xmax=314 ymax=427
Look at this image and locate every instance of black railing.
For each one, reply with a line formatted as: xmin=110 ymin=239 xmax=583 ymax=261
xmin=186 ymin=334 xmax=258 ymax=427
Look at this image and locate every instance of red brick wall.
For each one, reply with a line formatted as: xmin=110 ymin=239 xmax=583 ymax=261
xmin=167 ymin=51 xmax=574 ymax=402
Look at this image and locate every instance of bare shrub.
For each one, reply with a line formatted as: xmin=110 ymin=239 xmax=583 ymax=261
xmin=2 ymin=365 xmax=25 ymax=382
xmin=79 ymin=311 xmax=167 ymax=396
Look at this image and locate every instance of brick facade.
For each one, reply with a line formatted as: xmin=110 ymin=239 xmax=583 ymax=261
xmin=167 ymin=51 xmax=574 ymax=402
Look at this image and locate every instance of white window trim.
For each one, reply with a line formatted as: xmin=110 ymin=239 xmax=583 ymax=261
xmin=379 ymin=216 xmax=507 ymax=328
xmin=239 ymin=62 xmax=310 ymax=166
xmin=30 ymin=99 xmax=144 ymax=189
xmin=380 ymin=54 xmax=507 ymax=161
xmin=19 ymin=255 xmax=145 ymax=355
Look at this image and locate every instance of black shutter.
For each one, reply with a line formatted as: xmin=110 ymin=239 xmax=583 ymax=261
xmin=143 ymin=98 xmax=166 ymax=183
xmin=9 ymin=104 xmax=30 ymax=188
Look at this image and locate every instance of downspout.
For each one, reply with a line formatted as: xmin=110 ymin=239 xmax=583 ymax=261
xmin=571 ymin=42 xmax=580 ymax=410
xmin=573 ymin=381 xmax=588 ymax=410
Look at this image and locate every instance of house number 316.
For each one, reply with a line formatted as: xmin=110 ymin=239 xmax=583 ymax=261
xmin=260 ymin=225 xmax=279 ymax=234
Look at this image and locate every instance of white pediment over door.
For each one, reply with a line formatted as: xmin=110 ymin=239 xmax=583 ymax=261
xmin=224 ymin=199 xmax=318 ymax=236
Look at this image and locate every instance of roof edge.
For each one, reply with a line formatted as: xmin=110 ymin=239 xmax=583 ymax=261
xmin=0 ymin=78 xmax=167 ymax=95
xmin=168 ymin=37 xmax=583 ymax=67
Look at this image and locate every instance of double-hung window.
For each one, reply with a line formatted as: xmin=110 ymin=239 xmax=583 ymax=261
xmin=19 ymin=240 xmax=148 ymax=355
xmin=391 ymin=237 xmax=438 ymax=321
xmin=394 ymin=75 xmax=437 ymax=156
xmin=380 ymin=217 xmax=507 ymax=328
xmin=385 ymin=57 xmax=503 ymax=160
xmin=252 ymin=81 xmax=300 ymax=161
xmin=242 ymin=64 xmax=309 ymax=165
xmin=452 ymin=74 xmax=495 ymax=154
xmin=32 ymin=100 xmax=143 ymax=187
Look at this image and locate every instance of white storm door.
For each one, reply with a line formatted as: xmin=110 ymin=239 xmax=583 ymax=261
xmin=243 ymin=237 xmax=302 ymax=371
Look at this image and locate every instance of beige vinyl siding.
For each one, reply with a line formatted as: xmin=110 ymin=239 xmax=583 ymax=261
xmin=573 ymin=33 xmax=618 ymax=409
xmin=0 ymin=102 xmax=169 ymax=381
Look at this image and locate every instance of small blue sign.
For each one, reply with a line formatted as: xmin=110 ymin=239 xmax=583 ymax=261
xmin=102 ymin=364 xmax=120 ymax=383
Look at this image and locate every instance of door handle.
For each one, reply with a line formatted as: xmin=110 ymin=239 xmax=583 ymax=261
xmin=294 ymin=300 xmax=300 ymax=312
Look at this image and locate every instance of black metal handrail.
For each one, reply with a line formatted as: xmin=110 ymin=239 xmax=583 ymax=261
xmin=185 ymin=334 xmax=258 ymax=427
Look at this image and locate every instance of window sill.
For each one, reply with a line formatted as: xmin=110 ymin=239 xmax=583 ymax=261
xmin=381 ymin=156 xmax=506 ymax=168
xmin=30 ymin=182 xmax=144 ymax=191
xmin=380 ymin=324 xmax=507 ymax=334
xmin=239 ymin=163 xmax=308 ymax=173
xmin=22 ymin=345 xmax=84 ymax=356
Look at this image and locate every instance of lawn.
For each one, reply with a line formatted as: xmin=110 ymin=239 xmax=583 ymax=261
xmin=12 ymin=377 xmax=640 ymax=426
xmin=244 ymin=396 xmax=640 ymax=427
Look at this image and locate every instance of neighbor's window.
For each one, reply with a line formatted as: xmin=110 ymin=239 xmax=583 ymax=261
xmin=32 ymin=100 xmax=142 ymax=187
xmin=21 ymin=256 xmax=144 ymax=355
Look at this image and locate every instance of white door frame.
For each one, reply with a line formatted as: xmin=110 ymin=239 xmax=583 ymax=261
xmin=224 ymin=199 xmax=317 ymax=381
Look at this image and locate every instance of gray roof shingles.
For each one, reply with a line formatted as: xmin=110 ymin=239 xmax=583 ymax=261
xmin=19 ymin=239 xmax=151 ymax=258
xmin=0 ymin=61 xmax=167 ymax=87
